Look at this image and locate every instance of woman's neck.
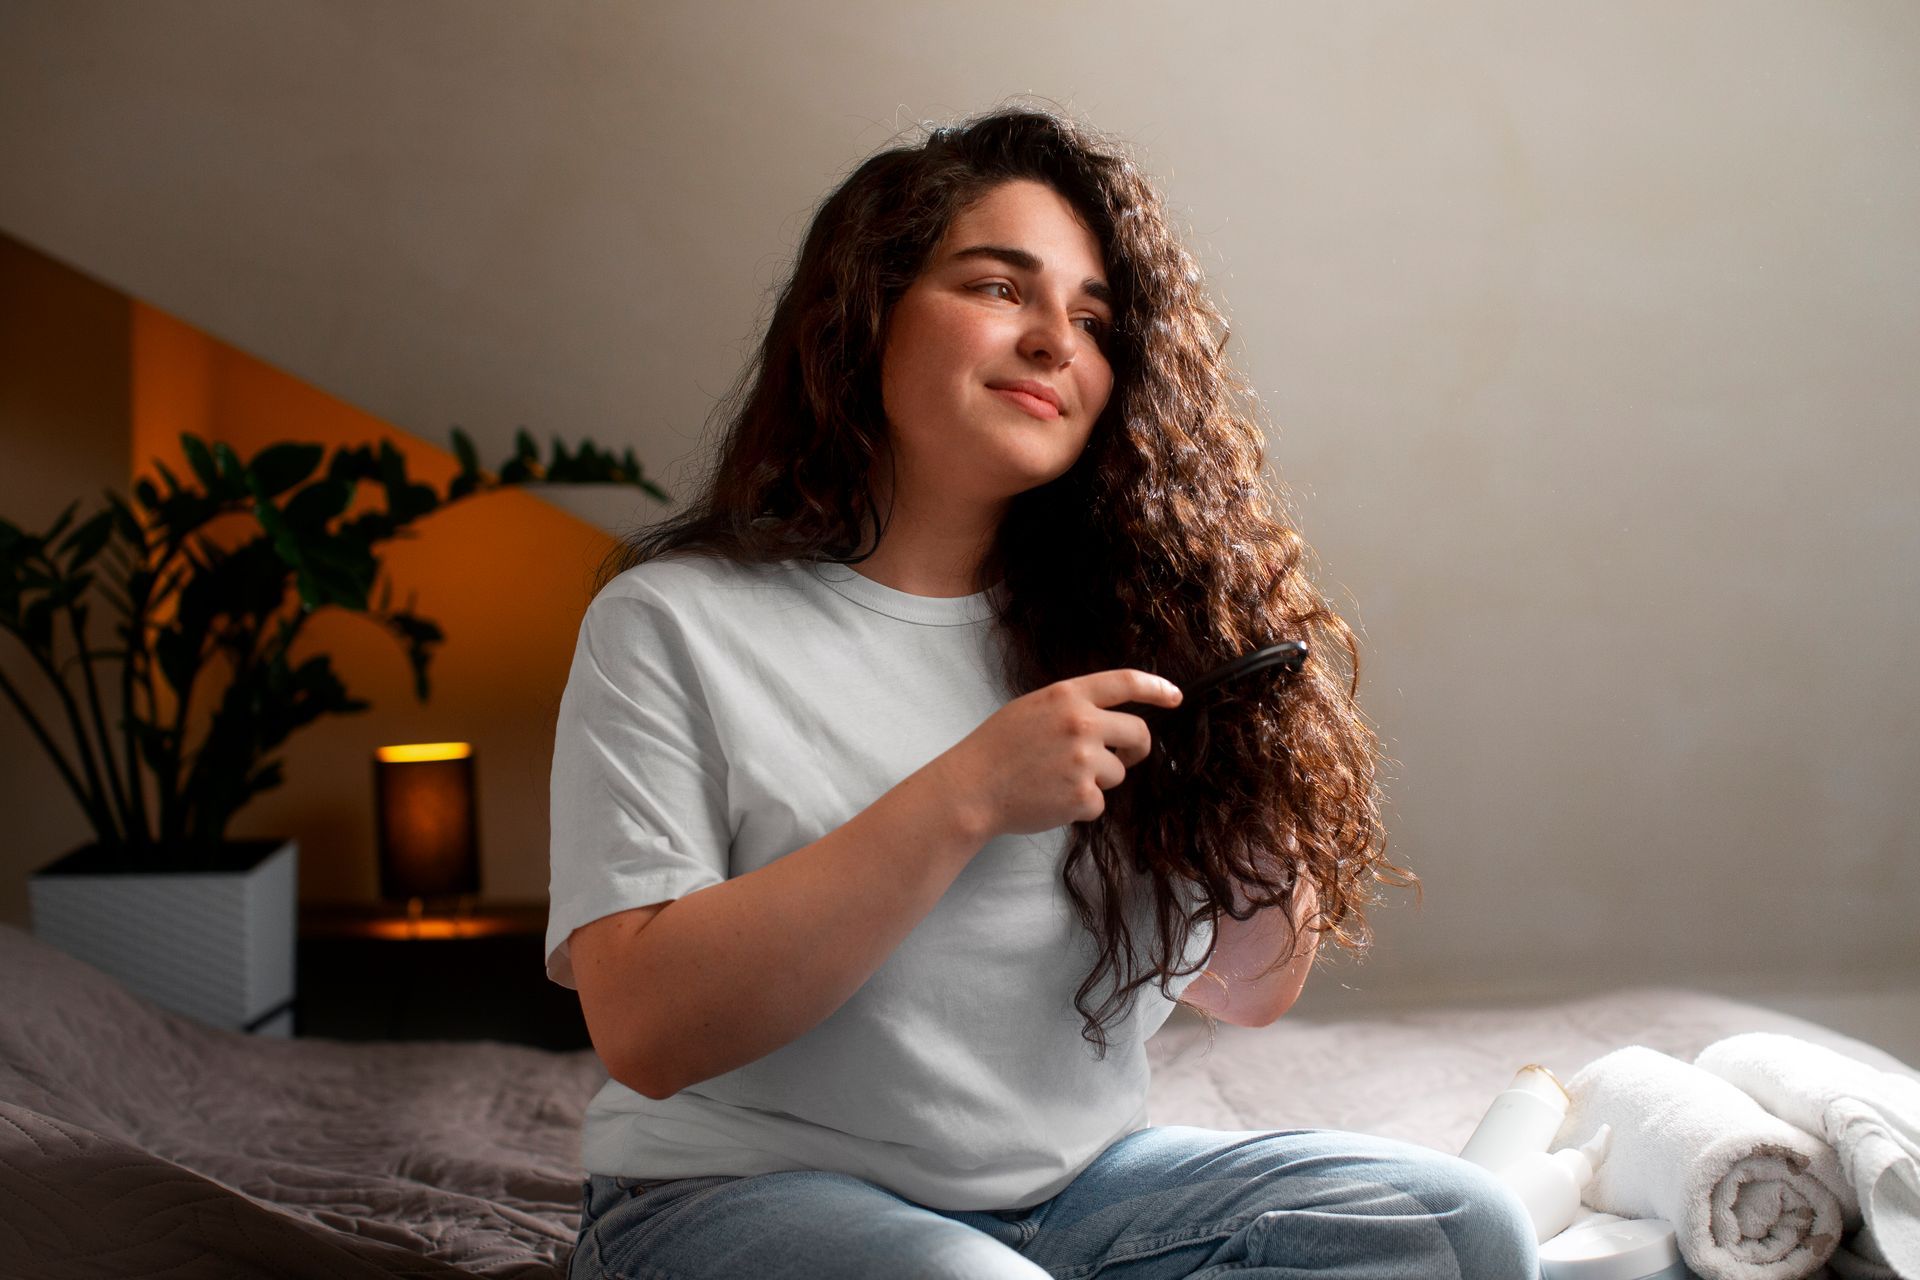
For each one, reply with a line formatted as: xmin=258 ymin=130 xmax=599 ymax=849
xmin=849 ymin=494 xmax=1001 ymax=599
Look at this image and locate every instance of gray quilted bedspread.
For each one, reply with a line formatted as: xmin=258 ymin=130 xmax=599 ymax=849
xmin=2 ymin=922 xmax=1909 ymax=1277
xmin=1 ymin=924 xmax=604 ymax=1277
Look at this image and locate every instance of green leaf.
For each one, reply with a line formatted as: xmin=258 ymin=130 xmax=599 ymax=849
xmin=22 ymin=596 xmax=55 ymax=653
xmin=212 ymin=440 xmax=244 ymax=486
xmin=253 ymin=498 xmax=303 ymax=569
xmin=340 ymin=508 xmax=397 ymax=546
xmin=244 ymin=758 xmax=286 ymax=798
xmin=247 ymin=442 xmax=325 ymax=499
xmin=386 ymin=610 xmax=445 ymax=701
xmin=180 ymin=435 xmax=219 ymax=490
xmin=153 ymin=620 xmax=205 ymax=696
xmin=377 ymin=441 xmax=409 ymax=492
xmin=147 ymin=562 xmax=191 ymax=609
xmin=292 ymin=565 xmax=321 ymax=611
xmin=366 ymin=441 xmax=440 ymax=524
xmin=105 ymin=491 xmax=145 ymax=544
xmin=450 ymin=426 xmax=478 ymax=474
xmin=43 ymin=500 xmax=80 ymax=546
xmin=213 ymin=537 xmax=297 ymax=621
xmin=124 ymin=564 xmax=155 ymax=604
xmin=499 ymin=430 xmax=541 ymax=485
xmin=148 ymin=490 xmax=220 ymax=546
xmin=283 ymin=476 xmax=354 ymax=529
xmin=446 ymin=426 xmax=488 ymax=502
xmin=392 ymin=481 xmax=438 ymax=524
xmin=328 ymin=443 xmax=380 ymax=485
xmin=297 ymin=537 xmax=377 ymax=610
xmin=58 ymin=509 xmax=115 ymax=573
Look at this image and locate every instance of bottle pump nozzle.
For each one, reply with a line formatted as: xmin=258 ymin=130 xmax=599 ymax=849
xmin=1502 ymin=1123 xmax=1613 ymax=1244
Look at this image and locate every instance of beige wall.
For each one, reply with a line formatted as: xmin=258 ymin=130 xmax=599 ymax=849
xmin=0 ymin=2 xmax=1914 ymax=1007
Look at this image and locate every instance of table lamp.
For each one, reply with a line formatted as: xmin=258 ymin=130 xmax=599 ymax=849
xmin=374 ymin=742 xmax=481 ymax=921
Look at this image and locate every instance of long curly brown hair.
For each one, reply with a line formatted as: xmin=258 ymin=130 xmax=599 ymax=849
xmin=595 ymin=102 xmax=1418 ymax=1056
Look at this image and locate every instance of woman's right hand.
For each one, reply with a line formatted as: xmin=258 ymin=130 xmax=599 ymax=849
xmin=936 ymin=669 xmax=1184 ymax=839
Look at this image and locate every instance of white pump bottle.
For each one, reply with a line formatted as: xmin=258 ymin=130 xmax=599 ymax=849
xmin=1460 ymin=1064 xmax=1571 ymax=1172
xmin=1500 ymin=1125 xmax=1614 ymax=1244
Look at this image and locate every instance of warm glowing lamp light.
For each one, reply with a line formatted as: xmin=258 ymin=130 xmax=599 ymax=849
xmin=373 ymin=742 xmax=481 ymax=917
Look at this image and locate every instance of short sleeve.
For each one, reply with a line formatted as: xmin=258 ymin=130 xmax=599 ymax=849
xmin=545 ymin=585 xmax=731 ymax=988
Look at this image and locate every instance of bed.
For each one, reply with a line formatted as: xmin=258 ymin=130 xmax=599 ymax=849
xmin=1 ymin=922 xmax=1907 ymax=1278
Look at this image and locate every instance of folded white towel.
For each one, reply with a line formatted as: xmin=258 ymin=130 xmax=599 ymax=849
xmin=1694 ymin=1032 xmax=1920 ymax=1279
xmin=1554 ymin=1045 xmax=1847 ymax=1280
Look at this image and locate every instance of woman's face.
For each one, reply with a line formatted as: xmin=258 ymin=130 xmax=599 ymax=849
xmin=877 ymin=179 xmax=1116 ymax=508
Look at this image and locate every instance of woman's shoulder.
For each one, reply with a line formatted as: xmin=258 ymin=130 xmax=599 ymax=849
xmin=592 ymin=550 xmax=811 ymax=614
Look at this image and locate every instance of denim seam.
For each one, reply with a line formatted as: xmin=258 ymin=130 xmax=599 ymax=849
xmin=595 ymin=1222 xmax=681 ymax=1280
xmin=1051 ymin=1213 xmax=1258 ymax=1280
xmin=1182 ymin=1211 xmax=1280 ymax=1280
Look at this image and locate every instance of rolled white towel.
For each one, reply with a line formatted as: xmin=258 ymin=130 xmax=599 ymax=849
xmin=1554 ymin=1045 xmax=1847 ymax=1280
xmin=1828 ymin=1226 xmax=1903 ymax=1280
xmin=1694 ymin=1032 xmax=1920 ymax=1279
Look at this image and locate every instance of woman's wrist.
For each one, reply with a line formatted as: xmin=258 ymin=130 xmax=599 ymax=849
xmin=913 ymin=748 xmax=999 ymax=848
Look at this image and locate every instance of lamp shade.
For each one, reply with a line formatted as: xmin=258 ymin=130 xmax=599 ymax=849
xmin=373 ymin=743 xmax=480 ymax=902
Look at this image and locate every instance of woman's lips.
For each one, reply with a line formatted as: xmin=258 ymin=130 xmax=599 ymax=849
xmin=990 ymin=387 xmax=1061 ymax=420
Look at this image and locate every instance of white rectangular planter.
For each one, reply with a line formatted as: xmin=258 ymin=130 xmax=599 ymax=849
xmin=28 ymin=837 xmax=299 ymax=1036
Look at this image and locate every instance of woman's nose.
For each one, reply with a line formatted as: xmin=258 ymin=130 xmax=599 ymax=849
xmin=1016 ymin=303 xmax=1077 ymax=367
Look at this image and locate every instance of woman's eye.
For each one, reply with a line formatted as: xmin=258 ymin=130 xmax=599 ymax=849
xmin=974 ymin=282 xmax=1109 ymax=342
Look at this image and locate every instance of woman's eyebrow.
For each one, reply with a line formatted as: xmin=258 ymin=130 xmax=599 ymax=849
xmin=947 ymin=244 xmax=1113 ymax=308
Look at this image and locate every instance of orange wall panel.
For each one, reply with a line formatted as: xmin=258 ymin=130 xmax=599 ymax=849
xmin=129 ymin=303 xmax=616 ymax=904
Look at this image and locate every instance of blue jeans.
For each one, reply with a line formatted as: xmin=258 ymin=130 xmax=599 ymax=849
xmin=568 ymin=1124 xmax=1541 ymax=1279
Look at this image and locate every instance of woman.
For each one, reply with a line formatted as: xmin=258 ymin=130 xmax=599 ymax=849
xmin=548 ymin=104 xmax=1539 ymax=1279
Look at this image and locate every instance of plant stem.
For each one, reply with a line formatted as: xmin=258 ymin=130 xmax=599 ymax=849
xmin=119 ymin=621 xmax=153 ymax=849
xmin=0 ymin=661 xmax=117 ymax=842
xmin=144 ymin=539 xmax=199 ymax=848
xmin=158 ymin=611 xmax=209 ymax=847
xmin=66 ymin=599 xmax=139 ymax=847
xmin=25 ymin=629 xmax=124 ymax=846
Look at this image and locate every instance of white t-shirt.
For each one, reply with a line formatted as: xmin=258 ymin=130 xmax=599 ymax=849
xmin=545 ymin=550 xmax=1211 ymax=1211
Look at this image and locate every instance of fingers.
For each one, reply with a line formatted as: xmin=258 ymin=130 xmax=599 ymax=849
xmin=1109 ymin=715 xmax=1153 ymax=770
xmin=1083 ymin=667 xmax=1183 ymax=711
xmin=1070 ymin=669 xmax=1173 ymax=773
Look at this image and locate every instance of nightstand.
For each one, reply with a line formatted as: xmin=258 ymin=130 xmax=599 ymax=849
xmin=296 ymin=901 xmax=591 ymax=1049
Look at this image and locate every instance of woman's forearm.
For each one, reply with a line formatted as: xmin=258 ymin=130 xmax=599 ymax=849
xmin=610 ymin=753 xmax=993 ymax=1099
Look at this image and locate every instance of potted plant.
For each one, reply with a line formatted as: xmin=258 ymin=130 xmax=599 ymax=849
xmin=4 ymin=428 xmax=665 ymax=1034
